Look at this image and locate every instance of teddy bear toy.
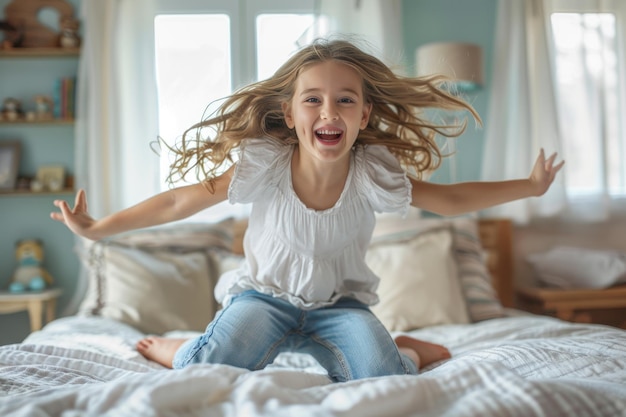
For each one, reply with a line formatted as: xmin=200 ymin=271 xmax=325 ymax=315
xmin=58 ymin=17 xmax=80 ymax=49
xmin=9 ymin=239 xmax=54 ymax=293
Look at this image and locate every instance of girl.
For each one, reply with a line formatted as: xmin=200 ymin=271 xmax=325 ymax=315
xmin=51 ymin=38 xmax=563 ymax=382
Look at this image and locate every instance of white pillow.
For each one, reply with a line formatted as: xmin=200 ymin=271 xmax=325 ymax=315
xmin=367 ymin=227 xmax=470 ymax=331
xmin=372 ymin=216 xmax=505 ymax=322
xmin=527 ymin=246 xmax=626 ymax=289
xmin=78 ymin=220 xmax=234 ymax=335
xmin=80 ymin=245 xmax=217 ymax=335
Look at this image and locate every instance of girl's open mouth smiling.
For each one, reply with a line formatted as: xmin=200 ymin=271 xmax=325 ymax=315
xmin=315 ymin=129 xmax=344 ymax=145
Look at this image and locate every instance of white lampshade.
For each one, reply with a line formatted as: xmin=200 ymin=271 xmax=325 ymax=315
xmin=416 ymin=42 xmax=484 ymax=92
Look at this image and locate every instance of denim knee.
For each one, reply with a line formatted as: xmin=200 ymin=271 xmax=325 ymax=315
xmin=302 ymin=299 xmax=417 ymax=381
xmin=173 ymin=291 xmax=297 ymax=370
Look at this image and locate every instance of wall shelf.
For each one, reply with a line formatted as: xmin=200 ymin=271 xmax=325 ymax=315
xmin=0 ymin=188 xmax=75 ymax=197
xmin=0 ymin=119 xmax=75 ymax=126
xmin=0 ymin=48 xmax=80 ymax=58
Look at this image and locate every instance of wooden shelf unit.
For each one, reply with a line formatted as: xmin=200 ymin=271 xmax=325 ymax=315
xmin=0 ymin=47 xmax=78 ymax=198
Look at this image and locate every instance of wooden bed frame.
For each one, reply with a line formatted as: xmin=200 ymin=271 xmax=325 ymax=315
xmin=232 ymin=218 xmax=515 ymax=308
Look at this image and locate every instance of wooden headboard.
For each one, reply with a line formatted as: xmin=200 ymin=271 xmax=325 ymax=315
xmin=232 ymin=218 xmax=515 ymax=308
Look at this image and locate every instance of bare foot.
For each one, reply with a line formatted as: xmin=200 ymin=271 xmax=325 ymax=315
xmin=394 ymin=335 xmax=451 ymax=369
xmin=136 ymin=337 xmax=188 ymax=368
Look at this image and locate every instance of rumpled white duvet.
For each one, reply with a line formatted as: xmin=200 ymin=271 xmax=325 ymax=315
xmin=1 ymin=312 xmax=625 ymax=417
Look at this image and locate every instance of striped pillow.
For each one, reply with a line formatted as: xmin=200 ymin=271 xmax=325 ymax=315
xmin=450 ymin=218 xmax=505 ymax=322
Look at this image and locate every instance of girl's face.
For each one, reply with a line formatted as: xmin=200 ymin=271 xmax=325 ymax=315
xmin=282 ymin=60 xmax=372 ymax=165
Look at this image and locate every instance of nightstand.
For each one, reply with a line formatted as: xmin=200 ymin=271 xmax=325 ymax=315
xmin=517 ymin=285 xmax=626 ymax=329
xmin=0 ymin=289 xmax=62 ymax=332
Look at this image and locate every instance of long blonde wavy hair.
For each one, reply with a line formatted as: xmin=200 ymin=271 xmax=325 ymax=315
xmin=165 ymin=38 xmax=480 ymax=190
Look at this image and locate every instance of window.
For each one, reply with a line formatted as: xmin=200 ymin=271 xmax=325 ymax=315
xmin=154 ymin=14 xmax=231 ymax=187
xmin=255 ymin=14 xmax=316 ymax=80
xmin=153 ymin=0 xmax=316 ymax=220
xmin=549 ymin=3 xmax=626 ymax=199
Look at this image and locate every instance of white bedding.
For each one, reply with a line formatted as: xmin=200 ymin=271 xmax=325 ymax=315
xmin=1 ymin=313 xmax=626 ymax=417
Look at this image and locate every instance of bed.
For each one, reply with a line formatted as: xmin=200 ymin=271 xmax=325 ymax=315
xmin=1 ymin=217 xmax=625 ymax=417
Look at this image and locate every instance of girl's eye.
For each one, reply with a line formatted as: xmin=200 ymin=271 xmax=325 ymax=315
xmin=339 ymin=97 xmax=355 ymax=104
xmin=305 ymin=97 xmax=320 ymax=103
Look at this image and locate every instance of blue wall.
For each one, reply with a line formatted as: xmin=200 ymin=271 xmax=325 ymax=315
xmin=401 ymin=0 xmax=498 ymax=183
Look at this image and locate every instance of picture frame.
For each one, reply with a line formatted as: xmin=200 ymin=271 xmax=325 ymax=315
xmin=0 ymin=141 xmax=21 ymax=190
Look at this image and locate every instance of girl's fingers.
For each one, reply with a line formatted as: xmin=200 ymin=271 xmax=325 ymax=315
xmin=57 ymin=199 xmax=70 ymax=215
xmin=553 ymin=160 xmax=565 ymax=175
xmin=50 ymin=212 xmax=65 ymax=223
xmin=50 ymin=200 xmax=69 ymax=223
xmin=74 ymin=189 xmax=87 ymax=213
xmin=545 ymin=152 xmax=558 ymax=169
xmin=537 ymin=148 xmax=546 ymax=165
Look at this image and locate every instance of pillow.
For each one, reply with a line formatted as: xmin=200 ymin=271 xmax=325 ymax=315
xmin=78 ymin=219 xmax=234 ymax=335
xmin=210 ymin=249 xmax=246 ymax=276
xmin=367 ymin=227 xmax=470 ymax=331
xmin=371 ymin=207 xmax=425 ymax=244
xmin=371 ymin=216 xmax=505 ymax=323
xmin=450 ymin=218 xmax=505 ymax=322
xmin=527 ymin=246 xmax=626 ymax=289
xmin=210 ymin=248 xmax=246 ymax=305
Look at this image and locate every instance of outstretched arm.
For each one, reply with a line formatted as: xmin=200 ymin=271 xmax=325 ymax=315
xmin=50 ymin=166 xmax=235 ymax=240
xmin=410 ymin=149 xmax=564 ymax=216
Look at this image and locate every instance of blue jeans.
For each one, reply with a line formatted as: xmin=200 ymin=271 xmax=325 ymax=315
xmin=172 ymin=290 xmax=417 ymax=382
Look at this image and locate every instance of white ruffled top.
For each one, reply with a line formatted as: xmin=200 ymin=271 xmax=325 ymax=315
xmin=215 ymin=139 xmax=412 ymax=309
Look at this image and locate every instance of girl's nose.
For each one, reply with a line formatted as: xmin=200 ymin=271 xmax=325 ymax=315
xmin=321 ymin=103 xmax=339 ymax=120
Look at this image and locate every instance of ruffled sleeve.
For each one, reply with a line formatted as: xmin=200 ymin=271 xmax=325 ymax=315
xmin=355 ymin=144 xmax=412 ymax=216
xmin=228 ymin=139 xmax=291 ymax=204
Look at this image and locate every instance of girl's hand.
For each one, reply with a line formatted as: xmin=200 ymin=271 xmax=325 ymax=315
xmin=529 ymin=149 xmax=565 ymax=196
xmin=50 ymin=189 xmax=100 ymax=240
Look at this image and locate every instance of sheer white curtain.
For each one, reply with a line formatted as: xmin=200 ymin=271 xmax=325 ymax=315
xmin=76 ymin=0 xmax=160 ymax=218
xmin=65 ymin=0 xmax=160 ymax=314
xmin=482 ymin=0 xmax=626 ymax=224
xmin=317 ymin=0 xmax=403 ymax=67
xmin=481 ymin=0 xmax=565 ymax=224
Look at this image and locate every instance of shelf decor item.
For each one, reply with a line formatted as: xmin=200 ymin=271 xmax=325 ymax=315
xmin=53 ymin=77 xmax=76 ymax=119
xmin=0 ymin=19 xmax=23 ymax=48
xmin=35 ymin=164 xmax=65 ymax=191
xmin=0 ymin=97 xmax=23 ymax=121
xmin=0 ymin=141 xmax=20 ymax=190
xmin=58 ymin=16 xmax=80 ymax=49
xmin=3 ymin=0 xmax=76 ymax=48
xmin=34 ymin=95 xmax=53 ymax=121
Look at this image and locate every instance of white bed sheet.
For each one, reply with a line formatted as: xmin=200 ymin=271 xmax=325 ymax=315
xmin=1 ymin=313 xmax=626 ymax=417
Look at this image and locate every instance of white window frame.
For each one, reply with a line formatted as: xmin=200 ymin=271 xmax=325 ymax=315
xmin=154 ymin=0 xmax=315 ymax=89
